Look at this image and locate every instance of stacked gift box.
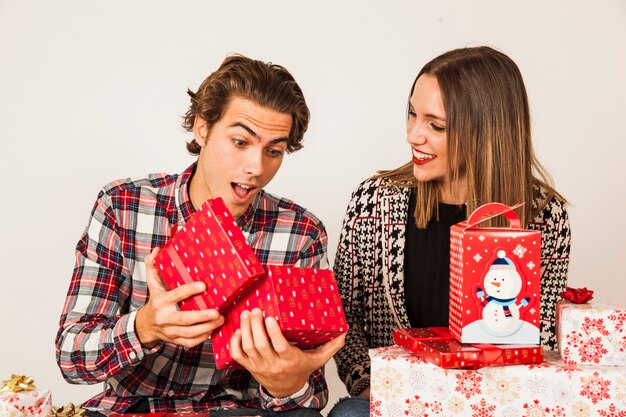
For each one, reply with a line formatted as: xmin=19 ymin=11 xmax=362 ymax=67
xmin=0 ymin=375 xmax=52 ymax=417
xmin=155 ymin=197 xmax=348 ymax=369
xmin=371 ymin=203 xmax=626 ymax=415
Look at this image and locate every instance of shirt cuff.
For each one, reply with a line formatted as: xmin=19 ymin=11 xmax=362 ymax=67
xmin=259 ymin=381 xmax=312 ymax=410
xmin=115 ymin=310 xmax=162 ymax=364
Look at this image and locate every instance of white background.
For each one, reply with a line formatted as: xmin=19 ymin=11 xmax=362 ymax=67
xmin=1 ymin=1 xmax=625 ymax=415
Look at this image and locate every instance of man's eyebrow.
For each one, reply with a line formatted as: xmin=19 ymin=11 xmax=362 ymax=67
xmin=230 ymin=122 xmax=258 ymax=137
xmin=230 ymin=122 xmax=289 ymax=144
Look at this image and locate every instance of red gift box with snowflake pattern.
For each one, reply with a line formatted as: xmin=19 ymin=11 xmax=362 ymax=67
xmin=211 ymin=265 xmax=349 ymax=368
xmin=155 ymin=197 xmax=265 ymax=312
xmin=394 ymin=327 xmax=543 ymax=369
xmin=370 ymin=345 xmax=626 ymax=416
xmin=449 ymin=203 xmax=542 ymax=345
xmin=557 ymin=301 xmax=626 ymax=366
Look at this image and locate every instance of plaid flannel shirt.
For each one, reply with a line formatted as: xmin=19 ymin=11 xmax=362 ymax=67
xmin=55 ymin=163 xmax=329 ymax=414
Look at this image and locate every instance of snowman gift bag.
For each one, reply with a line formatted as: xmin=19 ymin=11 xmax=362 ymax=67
xmin=449 ymin=202 xmax=541 ymax=344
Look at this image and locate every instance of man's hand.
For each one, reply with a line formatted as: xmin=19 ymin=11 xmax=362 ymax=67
xmin=229 ymin=307 xmax=346 ymax=398
xmin=135 ymin=247 xmax=225 ymax=349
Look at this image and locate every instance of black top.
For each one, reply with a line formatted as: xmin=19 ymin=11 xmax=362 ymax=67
xmin=404 ymin=190 xmax=466 ymax=327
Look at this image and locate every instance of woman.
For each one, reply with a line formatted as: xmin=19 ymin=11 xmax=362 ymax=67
xmin=328 ymin=46 xmax=571 ymax=417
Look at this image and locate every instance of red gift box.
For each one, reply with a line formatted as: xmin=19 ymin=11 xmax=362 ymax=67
xmin=394 ymin=327 xmax=543 ymax=369
xmin=212 ymin=265 xmax=349 ymax=368
xmin=449 ymin=203 xmax=541 ymax=344
xmin=155 ymin=197 xmax=265 ymax=312
xmin=392 ymin=327 xmax=453 ymax=351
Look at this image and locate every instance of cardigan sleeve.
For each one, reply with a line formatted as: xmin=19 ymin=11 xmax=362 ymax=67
xmin=332 ymin=179 xmax=377 ymax=396
xmin=529 ymin=192 xmax=571 ymax=350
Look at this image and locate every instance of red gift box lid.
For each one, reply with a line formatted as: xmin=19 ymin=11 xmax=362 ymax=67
xmin=155 ymin=197 xmax=265 ymax=312
xmin=394 ymin=327 xmax=543 ymax=369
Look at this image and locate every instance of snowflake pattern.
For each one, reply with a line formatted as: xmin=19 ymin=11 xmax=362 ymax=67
xmin=572 ymin=400 xmax=591 ymax=417
xmin=560 ymin=305 xmax=626 ymax=366
xmin=484 ymin=368 xmax=521 ymax=405
xmin=0 ymin=391 xmax=51 ymax=417
xmin=608 ymin=311 xmax=626 ymax=333
xmin=470 ymin=398 xmax=496 ymax=417
xmin=378 ymin=364 xmax=403 ymax=400
xmin=580 ymin=371 xmax=612 ymax=404
xmin=615 ymin=375 xmax=626 ymax=402
xmin=598 ymin=403 xmax=626 ymax=417
xmin=430 ymin=400 xmax=443 ymax=415
xmin=578 ymin=336 xmax=609 ymax=363
xmin=370 ymin=344 xmax=625 ymax=417
xmin=513 ymin=244 xmax=528 ymax=258
xmin=582 ymin=317 xmax=610 ymax=336
xmin=455 ymin=372 xmax=483 ymax=399
xmin=448 ymin=396 xmax=465 ymax=413
xmin=404 ymin=394 xmax=429 ymax=416
xmin=522 ymin=399 xmax=550 ymax=417
xmin=527 ymin=375 xmax=548 ymax=396
xmin=370 ymin=398 xmax=382 ymax=417
xmin=565 ymin=331 xmax=585 ymax=349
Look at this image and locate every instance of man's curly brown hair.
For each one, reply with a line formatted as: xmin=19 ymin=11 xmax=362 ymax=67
xmin=182 ymin=54 xmax=310 ymax=155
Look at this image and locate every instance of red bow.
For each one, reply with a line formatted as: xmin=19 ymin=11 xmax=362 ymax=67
xmin=560 ymin=287 xmax=594 ymax=304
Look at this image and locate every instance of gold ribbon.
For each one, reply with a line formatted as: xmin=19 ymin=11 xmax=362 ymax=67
xmin=52 ymin=403 xmax=86 ymax=417
xmin=0 ymin=374 xmax=36 ymax=393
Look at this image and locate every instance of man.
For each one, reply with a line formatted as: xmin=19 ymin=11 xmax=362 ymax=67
xmin=56 ymin=54 xmax=345 ymax=417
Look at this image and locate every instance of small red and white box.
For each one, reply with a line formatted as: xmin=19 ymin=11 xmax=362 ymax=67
xmin=557 ymin=301 xmax=626 ymax=366
xmin=155 ymin=197 xmax=265 ymax=312
xmin=212 ymin=265 xmax=349 ymax=368
xmin=394 ymin=327 xmax=543 ymax=369
xmin=392 ymin=327 xmax=452 ymax=352
xmin=449 ymin=203 xmax=541 ymax=344
xmin=0 ymin=376 xmax=52 ymax=417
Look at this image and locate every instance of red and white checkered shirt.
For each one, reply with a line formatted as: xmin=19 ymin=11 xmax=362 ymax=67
xmin=55 ymin=163 xmax=329 ymax=414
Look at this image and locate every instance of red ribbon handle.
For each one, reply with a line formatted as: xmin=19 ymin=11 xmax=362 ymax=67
xmin=466 ymin=202 xmax=524 ymax=229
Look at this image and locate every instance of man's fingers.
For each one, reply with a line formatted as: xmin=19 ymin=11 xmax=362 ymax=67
xmin=174 ymin=309 xmax=224 ymax=327
xmin=162 ymin=320 xmax=221 ymax=344
xmin=265 ymin=315 xmax=290 ymax=354
xmin=145 ymin=247 xmax=168 ymax=293
xmin=163 ymin=281 xmax=207 ymax=305
xmin=249 ymin=308 xmax=274 ymax=355
xmin=239 ymin=310 xmax=260 ymax=359
xmin=229 ymin=329 xmax=249 ymax=365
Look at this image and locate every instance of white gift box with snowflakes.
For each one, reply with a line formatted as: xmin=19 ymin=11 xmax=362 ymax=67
xmin=557 ymin=301 xmax=626 ymax=366
xmin=0 ymin=389 xmax=52 ymax=417
xmin=370 ymin=345 xmax=626 ymax=417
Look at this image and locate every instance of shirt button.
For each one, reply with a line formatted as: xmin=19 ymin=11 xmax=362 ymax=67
xmin=168 ymin=390 xmax=175 ymax=397
xmin=129 ymin=352 xmax=137 ymax=360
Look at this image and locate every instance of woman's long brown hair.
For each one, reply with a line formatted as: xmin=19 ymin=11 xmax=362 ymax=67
xmin=376 ymin=46 xmax=564 ymax=228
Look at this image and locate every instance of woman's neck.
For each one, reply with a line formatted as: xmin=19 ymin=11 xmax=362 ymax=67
xmin=438 ymin=178 xmax=467 ymax=205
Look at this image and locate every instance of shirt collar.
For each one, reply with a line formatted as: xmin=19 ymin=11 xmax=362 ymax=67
xmin=175 ymin=161 xmax=261 ymax=231
xmin=175 ymin=163 xmax=196 ymax=225
xmin=236 ymin=191 xmax=262 ymax=232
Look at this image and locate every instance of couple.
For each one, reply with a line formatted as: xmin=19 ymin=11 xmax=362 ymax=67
xmin=55 ymin=47 xmax=570 ymax=417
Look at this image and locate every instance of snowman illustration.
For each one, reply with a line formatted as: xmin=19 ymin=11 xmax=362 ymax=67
xmin=475 ymin=250 xmax=530 ymax=336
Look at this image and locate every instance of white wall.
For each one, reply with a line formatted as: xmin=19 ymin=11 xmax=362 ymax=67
xmin=1 ymin=0 xmax=625 ymax=414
